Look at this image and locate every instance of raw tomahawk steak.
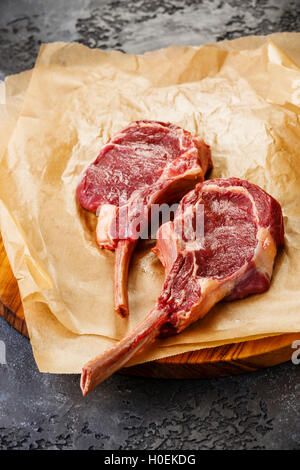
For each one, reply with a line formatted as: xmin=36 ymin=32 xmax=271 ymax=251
xmin=77 ymin=120 xmax=212 ymax=317
xmin=80 ymin=177 xmax=284 ymax=395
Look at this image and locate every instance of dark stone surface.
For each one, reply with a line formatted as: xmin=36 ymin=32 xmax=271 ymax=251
xmin=0 ymin=318 xmax=299 ymax=450
xmin=2 ymin=0 xmax=300 ymax=80
xmin=0 ymin=0 xmax=299 ymax=450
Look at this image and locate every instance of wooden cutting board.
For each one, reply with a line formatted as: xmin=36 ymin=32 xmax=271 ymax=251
xmin=0 ymin=233 xmax=299 ymax=378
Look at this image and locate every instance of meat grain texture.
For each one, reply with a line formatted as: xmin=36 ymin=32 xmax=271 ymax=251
xmin=77 ymin=120 xmax=212 ymax=317
xmin=81 ymin=177 xmax=284 ymax=395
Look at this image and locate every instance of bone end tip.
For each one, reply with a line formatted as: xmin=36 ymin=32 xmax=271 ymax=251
xmin=115 ymin=304 xmax=129 ymax=318
xmin=80 ymin=368 xmax=89 ymax=397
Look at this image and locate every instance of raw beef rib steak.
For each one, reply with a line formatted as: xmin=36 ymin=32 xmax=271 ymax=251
xmin=77 ymin=120 xmax=212 ymax=317
xmin=80 ymin=177 xmax=284 ymax=395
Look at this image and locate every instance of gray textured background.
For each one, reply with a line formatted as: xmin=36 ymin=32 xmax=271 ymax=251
xmin=0 ymin=0 xmax=300 ymax=450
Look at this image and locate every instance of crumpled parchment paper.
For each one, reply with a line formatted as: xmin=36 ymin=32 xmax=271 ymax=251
xmin=1 ymin=33 xmax=300 ymax=373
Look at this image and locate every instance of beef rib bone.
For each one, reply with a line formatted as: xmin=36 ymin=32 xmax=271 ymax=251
xmin=80 ymin=177 xmax=284 ymax=395
xmin=77 ymin=120 xmax=212 ymax=317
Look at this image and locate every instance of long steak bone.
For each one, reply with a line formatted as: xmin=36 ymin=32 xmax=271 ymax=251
xmin=77 ymin=121 xmax=212 ymax=317
xmin=81 ymin=178 xmax=284 ymax=395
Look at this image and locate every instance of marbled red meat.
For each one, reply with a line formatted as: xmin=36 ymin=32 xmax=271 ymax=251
xmin=80 ymin=178 xmax=284 ymax=395
xmin=77 ymin=120 xmax=212 ymax=316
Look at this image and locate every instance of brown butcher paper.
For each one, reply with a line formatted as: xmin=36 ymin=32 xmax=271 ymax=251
xmin=0 ymin=33 xmax=300 ymax=373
